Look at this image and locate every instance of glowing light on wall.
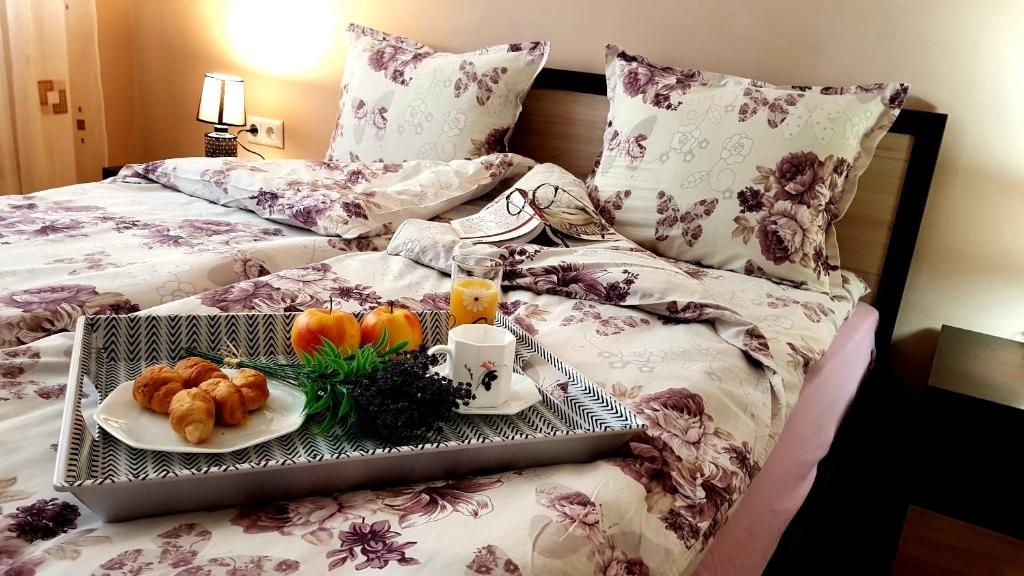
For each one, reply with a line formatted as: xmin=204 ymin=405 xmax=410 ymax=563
xmin=225 ymin=0 xmax=335 ymax=76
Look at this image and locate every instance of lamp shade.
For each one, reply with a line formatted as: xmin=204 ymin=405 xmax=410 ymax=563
xmin=196 ymin=73 xmax=246 ymax=126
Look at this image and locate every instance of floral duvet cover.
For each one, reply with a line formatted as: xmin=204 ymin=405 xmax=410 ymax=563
xmin=0 ymin=218 xmax=865 ymax=575
xmin=0 ymin=155 xmax=526 ymax=349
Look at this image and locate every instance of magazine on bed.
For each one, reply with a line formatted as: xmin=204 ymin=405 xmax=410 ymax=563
xmin=451 ymin=186 xmax=623 ymax=246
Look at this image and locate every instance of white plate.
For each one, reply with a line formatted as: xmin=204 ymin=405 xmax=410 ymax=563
xmin=454 ymin=372 xmax=542 ymax=415
xmin=94 ymin=368 xmax=306 ymax=453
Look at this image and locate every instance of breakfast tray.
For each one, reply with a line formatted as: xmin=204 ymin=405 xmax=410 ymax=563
xmin=55 ymin=311 xmax=645 ymax=521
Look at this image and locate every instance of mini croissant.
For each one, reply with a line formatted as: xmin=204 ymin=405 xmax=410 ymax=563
xmin=232 ymin=368 xmax=270 ymax=411
xmin=174 ymin=357 xmax=228 ymax=389
xmin=199 ymin=378 xmax=248 ymax=426
xmin=133 ymin=365 xmax=186 ymax=414
xmin=169 ymin=388 xmax=216 ymax=444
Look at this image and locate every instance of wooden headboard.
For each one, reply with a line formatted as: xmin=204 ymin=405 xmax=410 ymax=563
xmin=508 ymin=68 xmax=946 ymax=348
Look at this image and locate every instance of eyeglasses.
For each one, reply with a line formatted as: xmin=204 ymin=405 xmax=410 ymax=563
xmin=505 ymin=183 xmax=611 ymax=245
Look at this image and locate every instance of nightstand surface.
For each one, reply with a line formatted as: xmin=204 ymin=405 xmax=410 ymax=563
xmin=929 ymin=325 xmax=1024 ymax=409
xmin=916 ymin=325 xmax=1024 ymax=539
xmin=102 ymin=164 xmax=125 ymax=179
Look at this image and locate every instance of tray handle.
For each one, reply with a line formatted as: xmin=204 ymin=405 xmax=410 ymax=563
xmin=53 ymin=316 xmax=91 ymax=489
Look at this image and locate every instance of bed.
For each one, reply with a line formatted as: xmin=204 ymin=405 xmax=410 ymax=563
xmin=0 ymin=68 xmax=945 ymax=576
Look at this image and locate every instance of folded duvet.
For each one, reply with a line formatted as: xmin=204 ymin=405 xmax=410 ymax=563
xmin=0 ymin=155 xmax=530 ymax=347
xmin=129 ymin=154 xmax=532 ymax=238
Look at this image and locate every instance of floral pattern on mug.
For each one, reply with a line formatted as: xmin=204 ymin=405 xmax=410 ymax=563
xmin=462 ymin=361 xmax=499 ymax=393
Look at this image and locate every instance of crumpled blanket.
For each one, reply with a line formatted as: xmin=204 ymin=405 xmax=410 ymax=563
xmin=1 ymin=220 xmax=864 ymax=574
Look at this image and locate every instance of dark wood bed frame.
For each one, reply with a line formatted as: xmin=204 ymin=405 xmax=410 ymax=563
xmin=516 ymin=68 xmax=948 ymax=573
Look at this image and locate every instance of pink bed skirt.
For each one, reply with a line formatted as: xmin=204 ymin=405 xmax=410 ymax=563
xmin=695 ymin=301 xmax=879 ymax=575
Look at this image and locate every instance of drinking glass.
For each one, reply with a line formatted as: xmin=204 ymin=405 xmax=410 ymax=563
xmin=449 ymin=255 xmax=503 ymax=327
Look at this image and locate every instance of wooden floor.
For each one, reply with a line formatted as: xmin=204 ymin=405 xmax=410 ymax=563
xmin=892 ymin=506 xmax=1024 ymax=575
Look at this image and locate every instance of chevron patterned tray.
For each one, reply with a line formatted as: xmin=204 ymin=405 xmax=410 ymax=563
xmin=54 ymin=311 xmax=645 ymax=521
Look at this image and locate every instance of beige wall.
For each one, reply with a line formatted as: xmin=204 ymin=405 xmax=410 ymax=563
xmin=95 ymin=0 xmax=1024 ymax=384
xmin=94 ymin=0 xmax=136 ymax=166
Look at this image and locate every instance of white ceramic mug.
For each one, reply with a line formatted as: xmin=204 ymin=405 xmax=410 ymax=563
xmin=428 ymin=324 xmax=515 ymax=408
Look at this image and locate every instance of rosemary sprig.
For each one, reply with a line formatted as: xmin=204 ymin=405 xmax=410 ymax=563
xmin=180 ymin=348 xmax=306 ymax=384
xmin=181 ymin=328 xmax=408 ymax=436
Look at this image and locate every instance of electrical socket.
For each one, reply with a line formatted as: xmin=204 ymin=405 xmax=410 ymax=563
xmin=246 ymin=116 xmax=285 ymax=149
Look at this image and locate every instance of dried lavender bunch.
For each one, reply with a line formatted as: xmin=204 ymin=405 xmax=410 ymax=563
xmin=348 ymin=350 xmax=474 ymax=446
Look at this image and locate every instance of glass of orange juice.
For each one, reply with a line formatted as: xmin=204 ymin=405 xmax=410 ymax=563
xmin=449 ymin=255 xmax=503 ymax=327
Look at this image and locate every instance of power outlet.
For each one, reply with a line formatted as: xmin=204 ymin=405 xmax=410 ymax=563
xmin=246 ymin=116 xmax=285 ymax=149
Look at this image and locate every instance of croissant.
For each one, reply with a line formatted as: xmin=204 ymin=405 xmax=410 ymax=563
xmin=133 ymin=365 xmax=186 ymax=413
xmin=174 ymin=357 xmax=228 ymax=389
xmin=198 ymin=378 xmax=248 ymax=425
xmin=168 ymin=389 xmax=216 ymax=444
xmin=232 ymin=368 xmax=270 ymax=411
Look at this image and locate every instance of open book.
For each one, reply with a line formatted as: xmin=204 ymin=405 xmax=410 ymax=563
xmin=451 ymin=182 xmax=622 ymax=246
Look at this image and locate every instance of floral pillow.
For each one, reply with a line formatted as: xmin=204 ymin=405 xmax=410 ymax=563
xmin=131 ymin=154 xmax=533 ymax=238
xmin=588 ymin=45 xmax=908 ymax=292
xmin=325 ymin=24 xmax=549 ymax=163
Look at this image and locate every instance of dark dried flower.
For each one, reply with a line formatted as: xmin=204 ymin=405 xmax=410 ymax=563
xmin=349 ymin=351 xmax=474 ymax=445
xmin=5 ymin=498 xmax=80 ymax=543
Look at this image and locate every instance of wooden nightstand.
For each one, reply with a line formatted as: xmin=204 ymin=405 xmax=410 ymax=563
xmin=101 ymin=164 xmax=125 ymax=179
xmin=912 ymin=325 xmax=1023 ymax=539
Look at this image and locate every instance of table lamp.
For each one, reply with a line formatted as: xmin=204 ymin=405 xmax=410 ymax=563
xmin=196 ymin=72 xmax=246 ymax=157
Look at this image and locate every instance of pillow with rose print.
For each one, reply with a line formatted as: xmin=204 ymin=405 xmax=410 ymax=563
xmin=588 ymin=45 xmax=908 ymax=292
xmin=325 ymin=24 xmax=549 ymax=163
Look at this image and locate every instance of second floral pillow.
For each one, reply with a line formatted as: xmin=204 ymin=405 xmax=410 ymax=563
xmin=325 ymin=24 xmax=549 ymax=164
xmin=588 ymin=45 xmax=908 ymax=292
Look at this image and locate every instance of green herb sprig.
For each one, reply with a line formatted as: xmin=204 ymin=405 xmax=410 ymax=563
xmin=295 ymin=330 xmax=407 ymax=434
